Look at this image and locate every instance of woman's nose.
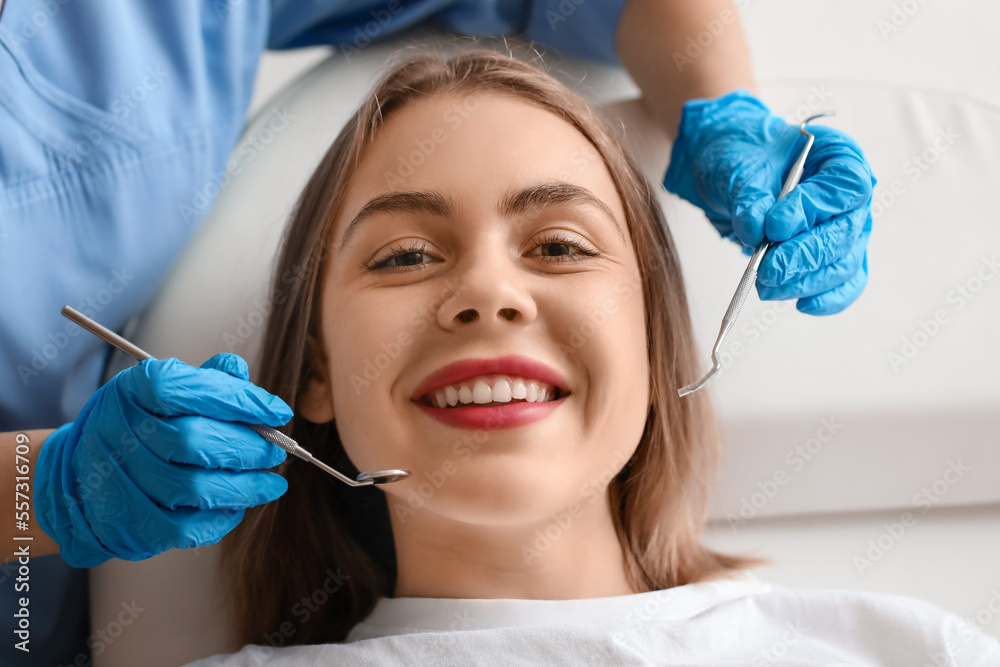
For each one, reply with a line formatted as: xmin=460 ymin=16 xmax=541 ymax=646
xmin=436 ymin=249 xmax=538 ymax=330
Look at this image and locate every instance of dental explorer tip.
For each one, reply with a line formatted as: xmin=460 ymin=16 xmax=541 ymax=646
xmin=799 ymin=111 xmax=836 ymax=135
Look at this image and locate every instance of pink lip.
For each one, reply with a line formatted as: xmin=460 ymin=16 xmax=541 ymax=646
xmin=410 ymin=355 xmax=570 ymax=401
xmin=414 ymin=394 xmax=569 ymax=430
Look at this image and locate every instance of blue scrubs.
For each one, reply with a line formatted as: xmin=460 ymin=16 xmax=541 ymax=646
xmin=0 ymin=0 xmax=628 ymax=663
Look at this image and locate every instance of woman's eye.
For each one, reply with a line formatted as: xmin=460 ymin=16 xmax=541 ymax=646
xmin=363 ymin=241 xmax=435 ymax=273
xmin=364 ymin=233 xmax=601 ymax=273
xmin=529 ymin=232 xmax=602 ymax=263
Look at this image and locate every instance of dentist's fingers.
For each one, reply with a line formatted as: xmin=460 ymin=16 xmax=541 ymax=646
xmin=758 ymin=208 xmax=869 ymax=287
xmin=121 ymin=447 xmax=289 ymax=509
xmin=763 ymin=159 xmax=873 ymax=242
xmin=757 ymin=232 xmax=867 ymax=302
xmin=79 ymin=404 xmax=289 ymax=510
xmin=113 ymin=394 xmax=289 ymax=471
xmin=200 ymin=352 xmax=251 ymax=381
xmin=795 ymin=252 xmax=869 ymax=316
xmin=762 ymin=128 xmax=875 ymax=241
xmin=116 ymin=356 xmax=293 ymax=426
xmin=728 ymin=152 xmax=778 ymax=249
xmin=81 ymin=498 xmax=250 ymax=558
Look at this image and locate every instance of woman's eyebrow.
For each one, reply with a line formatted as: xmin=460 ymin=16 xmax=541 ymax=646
xmin=339 ymin=180 xmax=624 ymax=250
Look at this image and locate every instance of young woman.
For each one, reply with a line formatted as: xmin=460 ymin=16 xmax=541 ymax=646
xmin=191 ymin=48 xmax=998 ymax=664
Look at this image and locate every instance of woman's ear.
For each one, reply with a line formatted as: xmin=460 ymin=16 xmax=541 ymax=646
xmin=297 ymin=374 xmax=336 ymax=423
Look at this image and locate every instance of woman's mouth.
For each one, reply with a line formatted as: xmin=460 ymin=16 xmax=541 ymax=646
xmin=418 ymin=376 xmax=566 ymax=408
xmin=413 ymin=376 xmax=570 ymax=430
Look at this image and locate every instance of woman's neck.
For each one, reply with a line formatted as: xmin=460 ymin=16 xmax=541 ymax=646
xmin=389 ymin=493 xmax=636 ymax=600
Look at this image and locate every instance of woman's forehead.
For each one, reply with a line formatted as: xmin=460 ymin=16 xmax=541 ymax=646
xmin=336 ymin=92 xmax=626 ymax=237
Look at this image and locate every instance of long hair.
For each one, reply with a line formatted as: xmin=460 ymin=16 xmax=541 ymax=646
xmin=221 ymin=43 xmax=766 ymax=648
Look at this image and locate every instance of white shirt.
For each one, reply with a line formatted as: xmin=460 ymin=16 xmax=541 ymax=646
xmin=186 ymin=571 xmax=1000 ymax=665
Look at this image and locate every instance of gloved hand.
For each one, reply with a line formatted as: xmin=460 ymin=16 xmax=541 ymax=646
xmin=663 ymin=88 xmax=876 ymax=315
xmin=34 ymin=353 xmax=292 ymax=568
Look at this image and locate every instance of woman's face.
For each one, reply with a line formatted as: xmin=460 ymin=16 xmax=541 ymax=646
xmin=300 ymin=91 xmax=650 ymax=526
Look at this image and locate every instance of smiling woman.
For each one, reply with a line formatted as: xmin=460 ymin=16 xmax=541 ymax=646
xmin=194 ymin=46 xmax=1000 ymax=666
xmin=216 ymin=47 xmax=764 ymax=651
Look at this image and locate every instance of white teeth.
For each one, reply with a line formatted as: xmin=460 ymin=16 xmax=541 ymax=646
xmin=492 ymin=378 xmax=512 ymax=402
xmin=525 ymin=381 xmax=538 ymax=402
xmin=511 ymin=378 xmax=526 ymax=399
xmin=428 ymin=376 xmax=562 ymax=408
xmin=472 ymin=379 xmax=492 ymax=404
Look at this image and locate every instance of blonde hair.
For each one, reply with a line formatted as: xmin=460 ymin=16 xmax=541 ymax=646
xmin=221 ymin=45 xmax=766 ymax=647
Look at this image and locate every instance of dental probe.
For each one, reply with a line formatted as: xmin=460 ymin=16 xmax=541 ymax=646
xmin=677 ymin=112 xmax=835 ymax=398
xmin=60 ymin=305 xmax=410 ymax=487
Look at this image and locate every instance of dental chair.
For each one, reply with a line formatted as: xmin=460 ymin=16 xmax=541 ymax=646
xmin=90 ymin=2 xmax=1000 ymax=664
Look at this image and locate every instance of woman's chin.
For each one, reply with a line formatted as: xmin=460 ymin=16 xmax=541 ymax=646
xmin=385 ymin=468 xmax=576 ymax=529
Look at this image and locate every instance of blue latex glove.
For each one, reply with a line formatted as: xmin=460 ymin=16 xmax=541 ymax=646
xmin=663 ymin=88 xmax=877 ymax=315
xmin=34 ymin=353 xmax=292 ymax=568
